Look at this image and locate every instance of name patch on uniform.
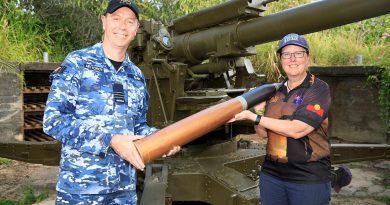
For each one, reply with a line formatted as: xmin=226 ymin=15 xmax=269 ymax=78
xmin=306 ymin=104 xmax=324 ymax=117
xmin=85 ymin=62 xmax=104 ymax=72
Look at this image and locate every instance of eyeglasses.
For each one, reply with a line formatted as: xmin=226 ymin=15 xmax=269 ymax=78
xmin=280 ymin=51 xmax=306 ymax=59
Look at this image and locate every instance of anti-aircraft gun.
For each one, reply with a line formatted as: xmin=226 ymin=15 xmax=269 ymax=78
xmin=0 ymin=0 xmax=390 ymax=204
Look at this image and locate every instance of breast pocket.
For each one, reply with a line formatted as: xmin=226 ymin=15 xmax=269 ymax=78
xmin=126 ymin=74 xmax=146 ymax=111
xmin=77 ymin=69 xmax=113 ymax=115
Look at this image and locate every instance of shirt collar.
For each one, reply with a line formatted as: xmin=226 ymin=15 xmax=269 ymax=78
xmin=95 ymin=42 xmax=132 ymax=71
xmin=282 ymin=71 xmax=314 ymax=89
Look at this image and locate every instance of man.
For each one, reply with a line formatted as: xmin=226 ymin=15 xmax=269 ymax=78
xmin=43 ymin=0 xmax=179 ymax=204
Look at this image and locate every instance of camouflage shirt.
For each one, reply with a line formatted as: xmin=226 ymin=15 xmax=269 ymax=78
xmin=43 ymin=42 xmax=157 ymax=194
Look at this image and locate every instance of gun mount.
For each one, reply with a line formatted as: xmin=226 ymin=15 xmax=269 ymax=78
xmin=0 ymin=0 xmax=389 ymax=204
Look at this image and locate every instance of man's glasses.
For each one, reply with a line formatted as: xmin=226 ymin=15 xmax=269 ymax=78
xmin=280 ymin=51 xmax=306 ymax=59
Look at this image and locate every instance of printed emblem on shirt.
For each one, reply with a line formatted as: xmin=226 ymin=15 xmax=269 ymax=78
xmin=292 ymin=95 xmax=303 ymax=104
xmin=85 ymin=62 xmax=104 ymax=72
xmin=306 ymin=104 xmax=324 ymax=117
xmin=269 ymin=96 xmax=280 ymax=103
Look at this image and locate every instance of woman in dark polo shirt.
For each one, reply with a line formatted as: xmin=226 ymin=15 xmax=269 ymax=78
xmin=231 ymin=33 xmax=331 ymax=205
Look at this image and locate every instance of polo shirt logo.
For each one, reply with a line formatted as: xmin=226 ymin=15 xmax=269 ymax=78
xmin=292 ymin=95 xmax=303 ymax=104
xmin=269 ymin=96 xmax=280 ymax=103
xmin=306 ymin=104 xmax=324 ymax=117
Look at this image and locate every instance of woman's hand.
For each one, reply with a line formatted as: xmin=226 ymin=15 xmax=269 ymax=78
xmin=228 ymin=110 xmax=257 ymax=123
xmin=162 ymin=146 xmax=181 ymax=158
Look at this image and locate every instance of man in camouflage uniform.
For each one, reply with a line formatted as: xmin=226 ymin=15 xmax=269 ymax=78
xmin=43 ymin=0 xmax=180 ymax=204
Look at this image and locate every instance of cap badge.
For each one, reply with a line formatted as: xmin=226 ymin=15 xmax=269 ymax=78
xmin=119 ymin=0 xmax=132 ymax=5
xmin=283 ymin=34 xmax=299 ymax=43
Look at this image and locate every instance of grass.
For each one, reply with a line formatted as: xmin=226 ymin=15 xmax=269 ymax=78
xmin=0 ymin=158 xmax=12 ymax=165
xmin=0 ymin=186 xmax=49 ymax=205
xmin=382 ymin=195 xmax=390 ymax=205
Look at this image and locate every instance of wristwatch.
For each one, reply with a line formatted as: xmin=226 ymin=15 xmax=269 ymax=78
xmin=254 ymin=115 xmax=262 ymax=125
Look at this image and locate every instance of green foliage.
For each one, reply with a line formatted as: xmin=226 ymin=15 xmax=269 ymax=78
xmin=377 ymin=68 xmax=390 ymax=129
xmin=18 ymin=0 xmax=106 ymax=62
xmin=251 ymin=42 xmax=283 ymax=82
xmin=0 ymin=157 xmax=12 ymax=165
xmin=138 ymin=0 xmax=224 ymax=24
xmin=0 ymin=186 xmax=48 ymax=205
xmin=0 ymin=0 xmax=51 ymax=62
xmin=382 ymin=195 xmax=390 ymax=205
xmin=0 ymin=0 xmax=106 ymax=63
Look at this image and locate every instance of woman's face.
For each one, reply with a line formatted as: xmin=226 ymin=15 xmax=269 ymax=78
xmin=280 ymin=45 xmax=310 ymax=78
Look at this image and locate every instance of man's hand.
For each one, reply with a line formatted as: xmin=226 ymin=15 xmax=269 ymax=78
xmin=110 ymin=135 xmax=145 ymax=171
xmin=162 ymin=146 xmax=181 ymax=158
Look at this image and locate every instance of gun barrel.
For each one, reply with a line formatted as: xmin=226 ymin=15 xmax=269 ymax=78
xmin=172 ymin=0 xmax=255 ymax=34
xmin=134 ymin=83 xmax=281 ymax=163
xmin=171 ymin=0 xmax=390 ymax=63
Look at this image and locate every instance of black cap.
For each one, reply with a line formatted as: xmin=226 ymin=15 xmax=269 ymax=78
xmin=105 ymin=0 xmax=139 ymax=20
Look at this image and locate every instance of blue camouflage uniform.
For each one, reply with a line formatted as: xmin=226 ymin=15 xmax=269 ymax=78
xmin=43 ymin=42 xmax=157 ymax=202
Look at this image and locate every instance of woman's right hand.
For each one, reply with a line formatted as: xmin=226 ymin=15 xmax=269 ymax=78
xmin=228 ymin=110 xmax=257 ymax=123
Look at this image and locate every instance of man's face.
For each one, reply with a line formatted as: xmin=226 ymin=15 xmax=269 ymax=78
xmin=101 ymin=7 xmax=139 ymax=49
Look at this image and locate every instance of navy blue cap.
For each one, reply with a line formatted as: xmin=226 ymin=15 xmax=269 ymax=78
xmin=334 ymin=164 xmax=352 ymax=193
xmin=105 ymin=0 xmax=139 ymax=20
xmin=277 ymin=33 xmax=309 ymax=53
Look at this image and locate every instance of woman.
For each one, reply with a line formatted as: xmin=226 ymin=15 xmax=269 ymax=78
xmin=232 ymin=33 xmax=331 ymax=205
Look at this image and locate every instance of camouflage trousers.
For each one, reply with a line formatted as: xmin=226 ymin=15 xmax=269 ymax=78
xmin=56 ymin=190 xmax=137 ymax=205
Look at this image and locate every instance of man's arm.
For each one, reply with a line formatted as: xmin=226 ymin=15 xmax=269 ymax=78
xmin=43 ymin=57 xmax=113 ymax=158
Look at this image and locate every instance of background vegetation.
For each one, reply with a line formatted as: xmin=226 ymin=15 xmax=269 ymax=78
xmin=0 ymin=1 xmax=388 ymax=203
xmin=0 ymin=186 xmax=48 ymax=205
xmin=0 ymin=0 xmax=388 ymax=126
